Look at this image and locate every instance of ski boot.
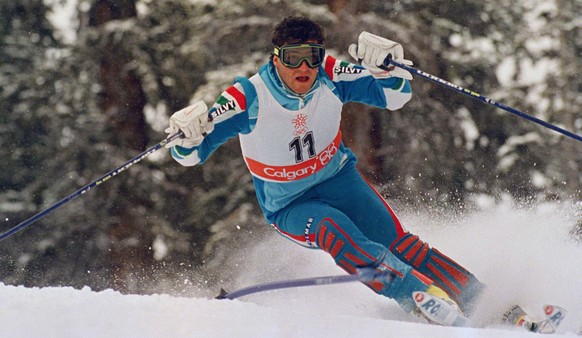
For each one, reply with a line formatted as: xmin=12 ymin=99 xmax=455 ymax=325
xmin=412 ymin=284 xmax=467 ymax=327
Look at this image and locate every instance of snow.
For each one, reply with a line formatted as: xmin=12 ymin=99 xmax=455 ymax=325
xmin=0 ymin=283 xmax=539 ymax=338
xmin=44 ymin=0 xmax=78 ymax=44
xmin=1 ymin=200 xmax=581 ymax=337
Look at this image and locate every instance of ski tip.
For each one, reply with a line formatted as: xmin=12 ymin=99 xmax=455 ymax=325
xmin=543 ymin=304 xmax=567 ymax=316
xmin=502 ymin=304 xmax=568 ymax=334
xmin=215 ymin=288 xmax=230 ymax=300
xmin=542 ymin=304 xmax=567 ymax=330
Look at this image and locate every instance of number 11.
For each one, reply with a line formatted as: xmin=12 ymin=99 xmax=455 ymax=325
xmin=289 ymin=131 xmax=315 ymax=163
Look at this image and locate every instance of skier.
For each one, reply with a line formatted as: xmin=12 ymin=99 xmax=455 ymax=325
xmin=165 ymin=16 xmax=484 ymax=316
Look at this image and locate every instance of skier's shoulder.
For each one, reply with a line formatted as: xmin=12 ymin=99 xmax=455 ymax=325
xmin=209 ymin=74 xmax=259 ymax=123
xmin=320 ymin=54 xmax=367 ymax=82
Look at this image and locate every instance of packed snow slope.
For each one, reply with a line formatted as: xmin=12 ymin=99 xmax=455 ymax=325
xmin=1 ymin=199 xmax=581 ymax=337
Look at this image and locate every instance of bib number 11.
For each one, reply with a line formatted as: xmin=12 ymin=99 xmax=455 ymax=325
xmin=289 ymin=131 xmax=315 ymax=163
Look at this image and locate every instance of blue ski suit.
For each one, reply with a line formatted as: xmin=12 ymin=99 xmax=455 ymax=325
xmin=170 ymin=55 xmax=483 ymax=314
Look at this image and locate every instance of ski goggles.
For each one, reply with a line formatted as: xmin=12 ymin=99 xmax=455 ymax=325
xmin=273 ymin=44 xmax=325 ymax=68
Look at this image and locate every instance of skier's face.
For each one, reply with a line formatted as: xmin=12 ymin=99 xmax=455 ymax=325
xmin=273 ymin=40 xmax=321 ymax=95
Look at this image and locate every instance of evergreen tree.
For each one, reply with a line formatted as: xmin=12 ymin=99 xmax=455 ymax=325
xmin=0 ymin=0 xmax=578 ymax=294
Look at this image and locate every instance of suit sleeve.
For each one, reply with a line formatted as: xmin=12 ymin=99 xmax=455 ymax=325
xmin=321 ymin=55 xmax=412 ymax=110
xmin=170 ymin=81 xmax=256 ymax=167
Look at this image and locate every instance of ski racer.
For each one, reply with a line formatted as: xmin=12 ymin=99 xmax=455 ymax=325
xmin=165 ymin=16 xmax=484 ymax=316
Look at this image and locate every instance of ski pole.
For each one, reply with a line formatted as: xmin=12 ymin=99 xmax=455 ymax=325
xmin=383 ymin=58 xmax=582 ymax=143
xmin=0 ymin=131 xmax=184 ymax=242
xmin=216 ymin=266 xmax=395 ymax=300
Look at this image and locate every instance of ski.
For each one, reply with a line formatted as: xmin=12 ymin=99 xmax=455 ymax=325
xmin=216 ymin=267 xmax=395 ymax=300
xmin=542 ymin=305 xmax=567 ymax=332
xmin=502 ymin=304 xmax=567 ymax=334
xmin=412 ymin=291 xmax=468 ymax=327
xmin=216 ymin=271 xmax=573 ymax=334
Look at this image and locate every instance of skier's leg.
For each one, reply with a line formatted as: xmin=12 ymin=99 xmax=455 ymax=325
xmin=390 ymin=233 xmax=485 ymax=315
xmin=273 ymin=199 xmax=437 ymax=313
xmin=315 ymin=165 xmax=484 ymax=315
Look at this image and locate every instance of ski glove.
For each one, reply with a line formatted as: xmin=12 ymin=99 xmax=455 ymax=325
xmin=164 ymin=101 xmax=214 ymax=149
xmin=348 ymin=31 xmax=413 ymax=80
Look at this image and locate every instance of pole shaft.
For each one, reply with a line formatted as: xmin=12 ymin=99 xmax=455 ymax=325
xmin=0 ymin=132 xmax=183 ymax=241
xmin=388 ymin=59 xmax=582 ymax=143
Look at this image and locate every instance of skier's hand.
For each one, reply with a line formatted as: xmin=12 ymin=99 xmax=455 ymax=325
xmin=164 ymin=101 xmax=213 ymax=149
xmin=348 ymin=31 xmax=413 ymax=80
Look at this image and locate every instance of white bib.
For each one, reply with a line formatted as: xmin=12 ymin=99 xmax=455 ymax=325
xmin=239 ymin=76 xmax=343 ymax=182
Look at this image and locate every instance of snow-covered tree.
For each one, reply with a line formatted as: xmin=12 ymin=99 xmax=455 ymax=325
xmin=0 ymin=0 xmax=579 ymax=294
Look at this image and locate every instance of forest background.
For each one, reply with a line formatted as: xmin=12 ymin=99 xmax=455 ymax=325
xmin=0 ymin=0 xmax=580 ymax=295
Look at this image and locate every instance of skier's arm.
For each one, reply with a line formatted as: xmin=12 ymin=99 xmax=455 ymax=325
xmin=324 ymin=32 xmax=413 ymax=110
xmin=166 ymin=82 xmax=254 ymax=167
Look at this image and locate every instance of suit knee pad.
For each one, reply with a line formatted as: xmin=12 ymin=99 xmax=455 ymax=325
xmin=316 ymin=218 xmax=435 ymax=312
xmin=315 ymin=217 xmax=382 ymax=273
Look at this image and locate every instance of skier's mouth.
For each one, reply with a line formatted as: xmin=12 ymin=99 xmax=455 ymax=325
xmin=295 ymin=76 xmax=310 ymax=82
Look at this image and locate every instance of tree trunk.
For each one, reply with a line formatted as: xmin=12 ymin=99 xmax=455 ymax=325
xmin=325 ymin=0 xmax=367 ymax=14
xmin=557 ymin=0 xmax=581 ymax=199
xmin=86 ymin=0 xmax=151 ymax=293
